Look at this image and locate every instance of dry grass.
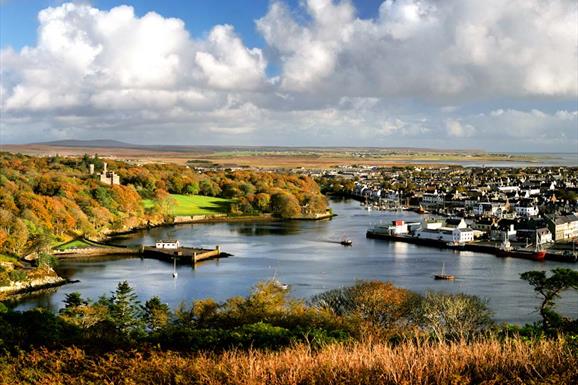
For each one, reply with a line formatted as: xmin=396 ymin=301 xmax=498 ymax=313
xmin=2 ymin=338 xmax=576 ymax=384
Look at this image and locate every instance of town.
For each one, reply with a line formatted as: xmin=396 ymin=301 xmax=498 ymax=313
xmin=316 ymin=165 xmax=578 ymax=262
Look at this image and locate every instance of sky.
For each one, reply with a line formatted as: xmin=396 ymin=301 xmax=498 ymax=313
xmin=0 ymin=0 xmax=577 ymax=152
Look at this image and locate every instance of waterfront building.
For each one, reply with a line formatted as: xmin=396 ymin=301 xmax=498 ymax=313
xmin=415 ymin=228 xmax=474 ymax=243
xmin=546 ymin=214 xmax=578 ymax=241
xmin=155 ymin=240 xmax=181 ymax=249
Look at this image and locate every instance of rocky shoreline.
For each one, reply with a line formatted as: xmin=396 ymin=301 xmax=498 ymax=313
xmin=0 ymin=272 xmax=72 ymax=300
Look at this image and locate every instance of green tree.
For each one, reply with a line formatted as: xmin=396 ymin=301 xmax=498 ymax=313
xmin=63 ymin=292 xmax=85 ymax=309
xmin=109 ymin=281 xmax=145 ymax=338
xmin=520 ymin=268 xmax=578 ymax=331
xmin=144 ymin=296 xmax=170 ymax=332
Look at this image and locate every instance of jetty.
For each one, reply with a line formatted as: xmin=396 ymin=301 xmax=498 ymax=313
xmin=141 ymin=240 xmax=225 ymax=264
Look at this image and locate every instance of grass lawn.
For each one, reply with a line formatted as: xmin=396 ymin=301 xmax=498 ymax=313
xmin=56 ymin=238 xmax=104 ymax=251
xmin=143 ymin=194 xmax=232 ymax=216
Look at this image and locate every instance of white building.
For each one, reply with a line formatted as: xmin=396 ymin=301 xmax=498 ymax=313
xmin=415 ymin=228 xmax=474 ymax=243
xmin=515 ymin=205 xmax=539 ymax=217
xmin=473 ymin=202 xmax=507 ymax=217
xmin=155 ymin=240 xmax=181 ymax=249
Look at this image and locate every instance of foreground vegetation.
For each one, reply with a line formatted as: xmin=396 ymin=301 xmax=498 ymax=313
xmin=1 ymin=338 xmax=576 ymax=385
xmin=0 ymin=269 xmax=576 ymax=383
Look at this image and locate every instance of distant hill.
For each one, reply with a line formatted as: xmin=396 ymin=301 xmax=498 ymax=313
xmin=33 ymin=139 xmax=139 ymax=148
xmin=29 ymin=140 xmax=483 ymax=153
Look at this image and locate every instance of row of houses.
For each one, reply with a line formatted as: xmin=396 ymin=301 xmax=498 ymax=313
xmin=377 ymin=213 xmax=578 ymax=246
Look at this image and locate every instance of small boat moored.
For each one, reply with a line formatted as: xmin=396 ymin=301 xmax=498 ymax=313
xmin=434 ymin=263 xmax=455 ymax=280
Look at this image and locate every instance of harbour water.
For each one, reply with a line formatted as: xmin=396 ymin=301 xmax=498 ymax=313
xmin=14 ymin=199 xmax=577 ymax=324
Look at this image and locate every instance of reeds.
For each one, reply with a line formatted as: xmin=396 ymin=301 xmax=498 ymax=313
xmin=1 ymin=337 xmax=576 ymax=384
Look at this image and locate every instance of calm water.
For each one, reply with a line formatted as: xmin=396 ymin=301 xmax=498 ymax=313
xmin=15 ymin=199 xmax=577 ymax=324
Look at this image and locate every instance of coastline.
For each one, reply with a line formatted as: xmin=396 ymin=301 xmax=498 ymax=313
xmin=0 ymin=210 xmax=334 ymax=300
xmin=100 ymin=211 xmax=334 ymax=242
xmin=0 ymin=273 xmax=75 ymax=301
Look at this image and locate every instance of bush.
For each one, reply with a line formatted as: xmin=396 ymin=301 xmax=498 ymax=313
xmin=416 ymin=292 xmax=494 ymax=341
xmin=311 ymin=280 xmax=420 ymax=332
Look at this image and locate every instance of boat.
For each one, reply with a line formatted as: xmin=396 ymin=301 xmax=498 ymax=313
xmin=270 ymin=272 xmax=288 ymax=290
xmin=340 ymin=239 xmax=353 ymax=246
xmin=273 ymin=280 xmax=289 ymax=290
xmin=497 ymin=234 xmax=546 ymax=261
xmin=497 ymin=248 xmax=546 ymax=261
xmin=434 ymin=263 xmax=455 ymax=280
xmin=172 ymin=257 xmax=178 ymax=278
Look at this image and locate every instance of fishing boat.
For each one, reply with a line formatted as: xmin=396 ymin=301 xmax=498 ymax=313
xmin=497 ymin=234 xmax=546 ymax=261
xmin=434 ymin=262 xmax=455 ymax=280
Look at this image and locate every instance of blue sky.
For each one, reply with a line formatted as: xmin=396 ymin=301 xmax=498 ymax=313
xmin=1 ymin=0 xmax=577 ymax=151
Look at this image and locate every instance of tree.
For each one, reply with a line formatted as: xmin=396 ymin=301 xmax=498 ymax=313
xmin=520 ymin=268 xmax=578 ymax=331
xmin=109 ymin=281 xmax=145 ymax=338
xmin=311 ymin=281 xmax=419 ymax=331
xmin=144 ymin=296 xmax=170 ymax=332
xmin=270 ymin=192 xmax=301 ymax=218
xmin=417 ymin=292 xmax=494 ymax=341
xmin=63 ymin=292 xmax=85 ymax=309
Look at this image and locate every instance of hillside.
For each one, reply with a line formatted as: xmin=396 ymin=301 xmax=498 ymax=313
xmin=0 ymin=152 xmax=328 ymax=259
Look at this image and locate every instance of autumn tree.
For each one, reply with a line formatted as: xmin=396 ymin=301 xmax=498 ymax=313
xmin=270 ymin=192 xmax=301 ymax=218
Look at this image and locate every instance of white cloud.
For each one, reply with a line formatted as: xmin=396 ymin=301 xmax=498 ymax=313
xmin=0 ymin=1 xmax=576 ymax=151
xmin=257 ymin=0 xmax=578 ymax=99
xmin=195 ymin=25 xmax=268 ymax=90
xmin=0 ymin=3 xmax=267 ymax=115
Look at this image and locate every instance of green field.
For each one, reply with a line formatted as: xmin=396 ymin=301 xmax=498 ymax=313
xmin=143 ymin=194 xmax=232 ymax=216
xmin=56 ymin=238 xmax=106 ymax=251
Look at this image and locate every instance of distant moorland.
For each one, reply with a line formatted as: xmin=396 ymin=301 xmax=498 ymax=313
xmin=2 ymin=140 xmax=547 ymax=169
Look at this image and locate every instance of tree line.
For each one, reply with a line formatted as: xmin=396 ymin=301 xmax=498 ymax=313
xmin=0 ymin=269 xmax=575 ymax=353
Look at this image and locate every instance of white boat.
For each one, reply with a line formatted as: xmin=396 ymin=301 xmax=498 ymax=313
xmin=271 ymin=271 xmax=288 ymax=290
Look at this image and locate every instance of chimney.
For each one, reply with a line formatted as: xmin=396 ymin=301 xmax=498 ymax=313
xmin=89 ymin=164 xmax=95 ymax=175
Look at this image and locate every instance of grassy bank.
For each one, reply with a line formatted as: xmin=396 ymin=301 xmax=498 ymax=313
xmin=143 ymin=194 xmax=233 ymax=216
xmin=1 ymin=338 xmax=576 ymax=385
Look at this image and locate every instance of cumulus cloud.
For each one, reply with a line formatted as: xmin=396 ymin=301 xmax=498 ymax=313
xmin=1 ymin=3 xmax=267 ymax=115
xmin=0 ymin=1 xmax=576 ymax=151
xmin=257 ymin=0 xmax=577 ymax=99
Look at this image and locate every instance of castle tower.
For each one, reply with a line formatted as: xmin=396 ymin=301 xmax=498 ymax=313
xmin=103 ymin=162 xmax=108 ymax=173
xmin=89 ymin=164 xmax=95 ymax=175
